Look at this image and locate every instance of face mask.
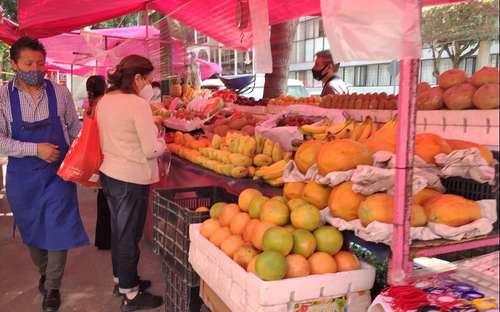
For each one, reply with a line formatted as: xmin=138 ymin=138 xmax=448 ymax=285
xmin=312 ymin=64 xmax=329 ymax=81
xmin=17 ymin=70 xmax=45 ymax=86
xmin=139 ymin=83 xmax=154 ymax=102
xmin=153 ymin=88 xmax=161 ymax=98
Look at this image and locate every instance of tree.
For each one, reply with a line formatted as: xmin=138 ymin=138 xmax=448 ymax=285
xmin=421 ymin=0 xmax=499 ymax=77
xmin=263 ymin=20 xmax=298 ymax=99
xmin=1 ymin=0 xmax=18 ymax=81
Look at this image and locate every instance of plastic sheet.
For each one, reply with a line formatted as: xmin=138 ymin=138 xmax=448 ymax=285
xmin=249 ymin=0 xmax=272 ymax=73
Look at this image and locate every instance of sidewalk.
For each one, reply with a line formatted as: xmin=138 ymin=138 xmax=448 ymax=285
xmin=0 ymin=187 xmax=164 ymax=312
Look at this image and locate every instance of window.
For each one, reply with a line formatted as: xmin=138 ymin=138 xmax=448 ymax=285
xmin=324 ymin=39 xmax=330 ymax=50
xmin=198 ymin=50 xmax=209 ymax=61
xmin=353 ymin=66 xmax=367 ymax=87
xmin=221 ymin=49 xmax=235 ymax=75
xmin=314 ymin=38 xmax=324 ymax=55
xmin=210 ymin=48 xmax=219 ymax=64
xmin=378 ymin=64 xmax=392 ymax=86
xmin=343 ymin=67 xmax=355 ymax=86
xmin=439 ymin=58 xmax=453 ymax=73
xmin=295 ymin=22 xmax=305 ymax=41
xmin=420 ymin=59 xmax=436 ymax=85
xmin=237 ymin=51 xmax=252 ymax=74
xmin=306 ymin=70 xmax=314 ymax=88
xmin=196 ymin=31 xmax=208 ymax=44
xmin=296 ymin=41 xmax=305 ymax=63
xmin=490 ymin=54 xmax=499 ymax=68
xmin=459 ymin=57 xmax=476 ymax=76
xmin=366 ymin=65 xmax=379 ymax=86
xmin=305 ymin=39 xmax=315 ymax=62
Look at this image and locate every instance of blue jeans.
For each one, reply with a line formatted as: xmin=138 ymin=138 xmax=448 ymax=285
xmin=100 ymin=173 xmax=149 ymax=294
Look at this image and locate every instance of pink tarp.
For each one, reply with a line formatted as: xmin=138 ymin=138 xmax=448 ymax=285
xmin=0 ymin=15 xmax=20 ymax=45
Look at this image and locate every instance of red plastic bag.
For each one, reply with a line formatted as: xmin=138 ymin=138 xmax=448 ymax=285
xmin=58 ymin=112 xmax=102 ymax=188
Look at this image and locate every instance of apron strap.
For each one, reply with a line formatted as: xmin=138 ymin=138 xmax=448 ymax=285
xmin=7 ymin=81 xmax=23 ymax=128
xmin=44 ymin=80 xmax=59 ymax=121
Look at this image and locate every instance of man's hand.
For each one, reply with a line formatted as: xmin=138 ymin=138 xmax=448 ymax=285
xmin=37 ymin=143 xmax=60 ymax=163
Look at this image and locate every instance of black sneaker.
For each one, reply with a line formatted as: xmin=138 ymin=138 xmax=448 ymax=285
xmin=113 ymin=280 xmax=152 ymax=297
xmin=39 ymin=275 xmax=46 ymax=295
xmin=42 ymin=289 xmax=61 ymax=312
xmin=121 ymin=291 xmax=163 ymax=312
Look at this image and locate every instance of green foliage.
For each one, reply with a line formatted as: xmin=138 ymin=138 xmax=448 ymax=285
xmin=421 ymin=0 xmax=499 ymax=75
xmin=1 ymin=0 xmax=17 ymax=22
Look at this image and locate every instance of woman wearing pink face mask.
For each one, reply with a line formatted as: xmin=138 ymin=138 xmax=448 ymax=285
xmin=96 ymin=55 xmax=165 ymax=311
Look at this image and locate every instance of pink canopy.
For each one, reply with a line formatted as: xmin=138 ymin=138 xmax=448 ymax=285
xmin=0 ymin=15 xmax=20 ymax=45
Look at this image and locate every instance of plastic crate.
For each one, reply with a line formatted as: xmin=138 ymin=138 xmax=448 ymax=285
xmin=153 ymin=187 xmax=238 ymax=286
xmin=161 ymin=259 xmax=203 ymax=312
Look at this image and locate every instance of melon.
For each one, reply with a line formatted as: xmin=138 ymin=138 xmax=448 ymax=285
xmin=424 ymin=194 xmax=481 ymax=227
xmin=251 ymin=221 xmax=275 ymax=250
xmin=473 ymin=83 xmax=499 ymax=110
xmin=220 ymin=235 xmax=244 ymax=257
xmin=294 ymin=140 xmax=323 ymax=174
xmin=239 ymin=188 xmax=263 ymax=212
xmin=443 ymin=83 xmax=476 ymax=110
xmin=438 ymin=68 xmax=468 ymax=89
xmin=283 ymin=182 xmax=305 ymax=200
xmin=309 ymin=252 xmax=337 ymax=275
xmin=302 ymin=181 xmax=331 ymax=209
xmin=334 ymin=251 xmax=360 ymax=272
xmin=328 ymin=182 xmax=365 ymax=221
xmin=446 ymin=139 xmax=494 ymax=165
xmin=286 ymin=254 xmax=311 ymax=278
xmin=316 ymin=139 xmax=373 ymax=176
xmin=415 ymin=133 xmax=452 ymax=164
xmin=230 ymin=212 xmax=251 ymax=235
xmin=471 ymin=67 xmax=499 ymax=87
xmin=219 ymin=204 xmax=241 ymax=226
xmin=209 ymin=227 xmax=231 ymax=247
xmin=200 ymin=218 xmax=221 ymax=238
xmin=243 ymin=219 xmax=260 ymax=242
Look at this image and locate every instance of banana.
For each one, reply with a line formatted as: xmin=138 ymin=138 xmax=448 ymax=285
xmin=300 ymin=124 xmax=328 ymax=134
xmin=263 ymin=139 xmax=274 ymax=157
xmin=256 ymin=160 xmax=287 ymax=180
xmin=253 ymin=154 xmax=273 ymax=167
xmin=243 ymin=137 xmax=257 ymax=157
xmin=351 ymin=120 xmax=365 ymax=141
xmin=231 ymin=166 xmax=249 ymax=178
xmin=283 ymin=151 xmax=292 ymax=162
xmin=211 ymin=134 xmax=222 ymax=149
xmin=255 ymin=132 xmax=264 ymax=154
xmin=358 ymin=117 xmax=373 ymax=142
xmin=331 ymin=119 xmax=354 ymax=139
xmin=313 ymin=133 xmax=329 ymax=141
xmin=248 ymin=166 xmax=256 ymax=178
xmin=271 ymin=142 xmax=283 ymax=162
xmin=266 ymin=177 xmax=284 ymax=187
xmin=327 ymin=119 xmax=350 ymax=135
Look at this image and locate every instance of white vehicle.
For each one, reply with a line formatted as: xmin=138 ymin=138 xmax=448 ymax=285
xmin=201 ymin=74 xmax=309 ymax=99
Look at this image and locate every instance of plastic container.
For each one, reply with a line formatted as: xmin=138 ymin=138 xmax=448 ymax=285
xmin=153 ymin=187 xmax=238 ymax=286
xmin=189 ymin=224 xmax=376 ymax=312
xmin=161 ymin=259 xmax=203 ymax=312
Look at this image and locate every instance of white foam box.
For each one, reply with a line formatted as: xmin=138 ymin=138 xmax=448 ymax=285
xmin=189 ymin=224 xmax=376 ymax=312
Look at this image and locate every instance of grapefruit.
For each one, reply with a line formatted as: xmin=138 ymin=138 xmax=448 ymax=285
xmin=248 ymin=196 xmax=269 ymax=219
xmin=220 ymin=235 xmax=244 ymax=257
xmin=255 ymin=251 xmax=288 ymax=281
xmin=247 ymin=255 xmax=258 ymax=273
xmin=219 ymin=204 xmax=240 ymax=226
xmin=302 ymin=181 xmax=331 ymax=209
xmin=286 ymin=254 xmax=311 ymax=278
xmin=251 ymin=221 xmax=274 ymax=250
xmin=309 ymin=252 xmax=337 ymax=274
xmin=233 ymin=244 xmax=259 ymax=268
xmin=260 ymin=199 xmax=290 ymax=226
xmin=210 ymin=202 xmax=226 ymax=219
xmin=243 ymin=219 xmax=260 ymax=242
xmin=292 ymin=229 xmax=317 ymax=258
xmin=239 ymin=188 xmax=263 ymax=212
xmin=209 ymin=227 xmax=231 ymax=247
xmin=283 ymin=182 xmax=305 ymax=200
xmin=290 ymin=204 xmax=321 ymax=231
xmin=334 ymin=251 xmax=360 ymax=272
xmin=200 ymin=219 xmax=221 ymax=238
xmin=287 ymin=198 xmax=308 ymax=211
xmin=230 ymin=212 xmax=250 ymax=235
xmin=313 ymin=226 xmax=343 ymax=256
xmin=262 ymin=226 xmax=294 ymax=256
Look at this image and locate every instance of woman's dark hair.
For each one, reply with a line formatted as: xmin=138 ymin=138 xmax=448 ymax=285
xmin=107 ymin=55 xmax=154 ymax=94
xmin=10 ymin=37 xmax=47 ymax=62
xmin=86 ymin=75 xmax=106 ymax=104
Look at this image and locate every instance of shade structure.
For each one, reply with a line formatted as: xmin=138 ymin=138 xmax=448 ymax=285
xmin=0 ymin=15 xmax=20 ymax=45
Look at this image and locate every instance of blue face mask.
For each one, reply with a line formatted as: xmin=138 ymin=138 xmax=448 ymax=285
xmin=16 ymin=70 xmax=45 ymax=86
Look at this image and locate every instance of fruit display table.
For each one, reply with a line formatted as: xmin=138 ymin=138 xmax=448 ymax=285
xmin=144 ymin=155 xmax=282 ymax=241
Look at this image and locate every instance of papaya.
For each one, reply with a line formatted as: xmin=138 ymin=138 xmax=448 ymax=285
xmin=424 ymin=194 xmax=481 ymax=227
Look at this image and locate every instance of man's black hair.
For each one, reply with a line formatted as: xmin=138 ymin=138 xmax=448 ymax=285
xmin=10 ymin=37 xmax=47 ymax=62
xmin=152 ymin=81 xmax=161 ymax=88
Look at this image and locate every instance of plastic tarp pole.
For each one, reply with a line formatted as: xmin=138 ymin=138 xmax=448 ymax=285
xmin=389 ymin=58 xmax=420 ymax=285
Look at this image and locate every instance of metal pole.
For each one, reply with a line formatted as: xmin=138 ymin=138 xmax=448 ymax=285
xmin=389 ymin=58 xmax=420 ymax=285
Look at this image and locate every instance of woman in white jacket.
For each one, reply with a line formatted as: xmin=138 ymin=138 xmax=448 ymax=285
xmin=97 ymin=55 xmax=165 ymax=311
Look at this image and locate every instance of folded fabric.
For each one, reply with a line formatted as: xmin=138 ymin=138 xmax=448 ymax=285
xmin=435 ymin=148 xmax=496 ymax=185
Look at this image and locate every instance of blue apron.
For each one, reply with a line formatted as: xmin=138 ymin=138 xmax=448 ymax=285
xmin=6 ymin=80 xmax=89 ymax=251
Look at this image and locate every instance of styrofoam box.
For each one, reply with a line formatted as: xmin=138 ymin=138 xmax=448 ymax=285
xmin=189 ymin=224 xmax=376 ymax=312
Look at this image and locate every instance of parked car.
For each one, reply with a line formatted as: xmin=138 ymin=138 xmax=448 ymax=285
xmin=201 ymin=74 xmax=308 ymax=100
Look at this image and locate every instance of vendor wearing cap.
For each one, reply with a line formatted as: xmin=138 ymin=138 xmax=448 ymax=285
xmin=0 ymin=37 xmax=88 ymax=312
xmin=312 ymin=50 xmax=348 ymax=96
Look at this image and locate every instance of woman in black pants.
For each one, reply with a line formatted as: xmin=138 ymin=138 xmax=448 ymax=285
xmin=85 ymin=75 xmax=111 ymax=250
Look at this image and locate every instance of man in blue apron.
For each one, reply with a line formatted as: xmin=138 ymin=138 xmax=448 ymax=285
xmin=0 ymin=37 xmax=88 ymax=312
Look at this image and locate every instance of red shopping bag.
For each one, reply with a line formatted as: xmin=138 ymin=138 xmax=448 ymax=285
xmin=58 ymin=112 xmax=102 ymax=188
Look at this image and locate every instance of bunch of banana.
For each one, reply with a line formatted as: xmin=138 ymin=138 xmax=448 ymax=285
xmin=300 ymin=118 xmax=333 ymax=141
xmin=254 ymin=160 xmax=287 ymax=186
xmin=327 ymin=117 xmax=375 ymax=141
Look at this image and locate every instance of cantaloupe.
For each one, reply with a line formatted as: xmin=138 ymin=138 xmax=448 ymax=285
xmin=415 ymin=133 xmax=452 ymax=164
xmin=328 ymin=182 xmax=365 ymax=221
xmin=316 ymin=139 xmax=373 ymax=176
xmin=424 ymin=194 xmax=481 ymax=227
